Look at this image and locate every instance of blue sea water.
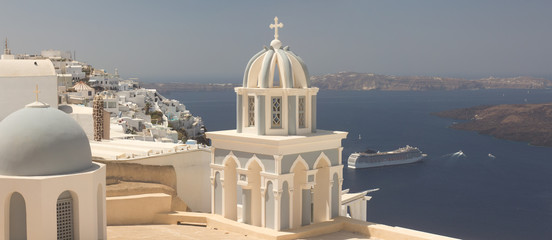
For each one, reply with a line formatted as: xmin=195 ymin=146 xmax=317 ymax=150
xmin=164 ymin=89 xmax=552 ymax=240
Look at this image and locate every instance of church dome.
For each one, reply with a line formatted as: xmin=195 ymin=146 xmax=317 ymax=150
xmin=0 ymin=102 xmax=92 ymax=176
xmin=242 ymin=39 xmax=310 ymax=89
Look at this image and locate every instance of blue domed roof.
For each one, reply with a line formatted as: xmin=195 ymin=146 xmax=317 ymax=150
xmin=0 ymin=102 xmax=92 ymax=176
xmin=243 ymin=39 xmax=310 ymax=89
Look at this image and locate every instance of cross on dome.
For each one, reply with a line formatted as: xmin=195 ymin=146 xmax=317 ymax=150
xmin=34 ymin=84 xmax=40 ymax=102
xmin=269 ymin=16 xmax=284 ymax=40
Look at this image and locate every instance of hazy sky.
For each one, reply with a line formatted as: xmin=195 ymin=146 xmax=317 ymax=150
xmin=1 ymin=1 xmax=551 ymax=82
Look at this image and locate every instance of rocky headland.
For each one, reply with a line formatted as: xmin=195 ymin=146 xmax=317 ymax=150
xmin=434 ymin=103 xmax=552 ymax=147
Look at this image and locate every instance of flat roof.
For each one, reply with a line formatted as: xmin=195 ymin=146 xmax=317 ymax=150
xmin=90 ymin=139 xmax=207 ymax=160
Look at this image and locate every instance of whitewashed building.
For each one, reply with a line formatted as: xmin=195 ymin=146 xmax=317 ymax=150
xmin=89 ymin=69 xmax=120 ymax=90
xmin=66 ymin=61 xmax=86 ymax=81
xmin=207 ymin=18 xmax=348 ymax=230
xmin=98 ymin=91 xmax=119 ymax=115
xmin=0 ymin=41 xmax=58 ymax=120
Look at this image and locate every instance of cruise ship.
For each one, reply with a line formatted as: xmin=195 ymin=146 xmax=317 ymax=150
xmin=348 ymin=145 xmax=427 ymax=169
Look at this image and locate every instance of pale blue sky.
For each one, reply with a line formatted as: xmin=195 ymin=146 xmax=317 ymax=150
xmin=1 ymin=1 xmax=550 ymax=82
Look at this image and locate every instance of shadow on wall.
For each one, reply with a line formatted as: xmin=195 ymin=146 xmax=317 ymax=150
xmin=95 ymin=161 xmax=188 ymax=211
xmin=100 ymin=161 xmax=177 ymax=189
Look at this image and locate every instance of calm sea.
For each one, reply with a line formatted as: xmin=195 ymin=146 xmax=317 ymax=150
xmin=164 ymin=89 xmax=552 ymax=240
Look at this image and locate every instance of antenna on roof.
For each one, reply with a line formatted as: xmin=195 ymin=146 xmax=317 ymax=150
xmin=4 ymin=37 xmax=11 ymax=55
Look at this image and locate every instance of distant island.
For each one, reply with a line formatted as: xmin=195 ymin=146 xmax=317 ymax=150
xmin=141 ymin=82 xmax=239 ymax=93
xmin=143 ymin=72 xmax=552 ymax=92
xmin=434 ymin=103 xmax=552 ymax=147
xmin=310 ymin=72 xmax=552 ymax=91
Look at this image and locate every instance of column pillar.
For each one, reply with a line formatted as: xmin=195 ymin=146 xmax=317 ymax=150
xmin=338 ymin=178 xmax=344 ymax=216
xmin=256 ymin=95 xmax=266 ymax=135
xmin=210 ymin=173 xmax=215 ymax=214
xmin=261 ymin=187 xmax=266 ymax=228
xmin=326 ymin=178 xmax=332 ymax=220
xmin=289 ymin=188 xmax=295 ymax=228
xmin=274 ymin=190 xmax=281 ymax=230
xmin=220 ymin=179 xmax=226 ymax=217
xmin=236 ymin=94 xmax=243 ymax=132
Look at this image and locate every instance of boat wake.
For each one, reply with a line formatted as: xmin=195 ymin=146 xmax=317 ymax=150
xmin=441 ymin=150 xmax=467 ymax=158
xmin=453 ymin=150 xmax=466 ymax=157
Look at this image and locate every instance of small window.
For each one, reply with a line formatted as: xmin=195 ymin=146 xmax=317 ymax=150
xmin=271 ymin=97 xmax=282 ymax=128
xmin=298 ymin=96 xmax=306 ymax=128
xmin=57 ymin=191 xmax=74 ymax=240
xmin=248 ymin=96 xmax=255 ymax=127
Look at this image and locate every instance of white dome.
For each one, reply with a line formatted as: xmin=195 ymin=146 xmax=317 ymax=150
xmin=243 ymin=42 xmax=310 ymax=89
xmin=0 ymin=102 xmax=92 ymax=176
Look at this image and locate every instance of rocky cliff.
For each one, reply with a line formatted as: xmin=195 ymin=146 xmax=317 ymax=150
xmin=434 ymin=103 xmax=552 ymax=147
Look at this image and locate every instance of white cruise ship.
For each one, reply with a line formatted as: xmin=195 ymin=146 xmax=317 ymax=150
xmin=348 ymin=145 xmax=427 ymax=169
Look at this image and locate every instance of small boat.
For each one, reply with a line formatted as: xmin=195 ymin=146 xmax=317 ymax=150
xmin=488 ymin=153 xmax=496 ymax=158
xmin=358 ymin=134 xmax=362 ymax=140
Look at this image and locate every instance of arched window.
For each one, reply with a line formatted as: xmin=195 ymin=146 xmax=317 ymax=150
xmin=271 ymin=97 xmax=282 ymax=128
xmin=9 ymin=192 xmax=27 ymax=240
xmin=214 ymin=171 xmax=222 ymax=215
xmin=57 ymin=191 xmax=75 ymax=240
xmin=248 ymin=96 xmax=255 ymax=127
xmin=265 ymin=181 xmax=275 ymax=229
xmin=298 ymin=96 xmax=306 ymax=128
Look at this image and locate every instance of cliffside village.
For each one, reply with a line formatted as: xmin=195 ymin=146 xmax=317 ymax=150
xmin=2 ymin=44 xmax=206 ymax=144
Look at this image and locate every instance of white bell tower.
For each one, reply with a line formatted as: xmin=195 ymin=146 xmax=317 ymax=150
xmin=207 ymin=17 xmax=347 ymax=231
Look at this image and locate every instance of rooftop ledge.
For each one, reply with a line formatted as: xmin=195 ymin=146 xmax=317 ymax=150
xmin=207 ymin=130 xmax=348 ymax=155
xmin=208 ymin=129 xmax=347 ymax=142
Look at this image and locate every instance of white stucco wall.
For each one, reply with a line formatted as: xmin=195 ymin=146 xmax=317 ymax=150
xmin=125 ymin=149 xmax=212 ymax=213
xmin=0 ymin=163 xmax=106 ymax=240
xmin=0 ymin=59 xmax=58 ymax=120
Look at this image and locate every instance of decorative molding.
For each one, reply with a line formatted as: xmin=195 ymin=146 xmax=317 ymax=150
xmin=245 ymin=154 xmax=266 ymax=172
xmin=221 ymin=153 xmax=241 ymax=169
xmin=290 ymin=155 xmax=309 ymax=172
xmin=313 ymin=152 xmax=331 ymax=168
